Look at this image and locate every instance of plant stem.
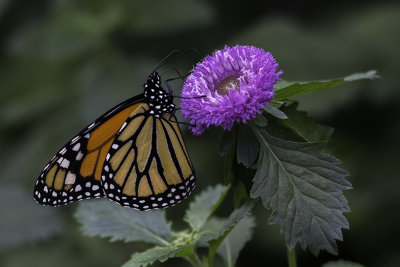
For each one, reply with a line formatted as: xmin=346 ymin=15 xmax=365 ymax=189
xmin=286 ymin=247 xmax=297 ymax=267
xmin=184 ymin=251 xmax=205 ymax=267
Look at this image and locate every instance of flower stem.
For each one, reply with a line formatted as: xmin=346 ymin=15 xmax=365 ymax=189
xmin=286 ymin=247 xmax=297 ymax=267
xmin=184 ymin=251 xmax=206 ymax=267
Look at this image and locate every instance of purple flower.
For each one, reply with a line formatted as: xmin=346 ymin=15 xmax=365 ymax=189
xmin=181 ymin=45 xmax=283 ymax=135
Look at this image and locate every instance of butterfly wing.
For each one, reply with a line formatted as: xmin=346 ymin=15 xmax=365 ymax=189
xmin=33 ymin=95 xmax=145 ymax=206
xmin=101 ymin=104 xmax=196 ymax=210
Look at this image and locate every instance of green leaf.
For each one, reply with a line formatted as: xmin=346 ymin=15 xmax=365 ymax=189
xmin=206 ymin=201 xmax=255 ymax=266
xmin=184 ymin=184 xmax=229 ymax=231
xmin=237 ymin=125 xmax=259 ymax=168
xmin=122 ymin=243 xmax=192 ymax=267
xmin=218 ymin=129 xmax=235 ymax=156
xmin=75 ymin=199 xmax=172 ymax=245
xmin=322 ymin=260 xmax=365 ymax=267
xmin=217 ymin=216 xmax=256 ymax=267
xmin=264 ymin=105 xmax=288 ymax=119
xmin=250 ymin=127 xmax=352 ymax=256
xmin=280 ymin=102 xmax=334 ymax=142
xmin=274 ymin=70 xmax=378 ymax=100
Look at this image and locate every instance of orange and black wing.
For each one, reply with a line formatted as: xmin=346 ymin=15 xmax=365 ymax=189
xmin=33 ymin=95 xmax=145 ymax=206
xmin=101 ymin=104 xmax=196 ymax=210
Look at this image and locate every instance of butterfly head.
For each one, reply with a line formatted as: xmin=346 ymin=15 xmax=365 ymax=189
xmin=143 ymin=72 xmax=175 ymax=115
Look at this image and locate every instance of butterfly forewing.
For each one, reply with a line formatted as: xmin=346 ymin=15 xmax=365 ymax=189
xmin=34 ymin=98 xmax=144 ymax=206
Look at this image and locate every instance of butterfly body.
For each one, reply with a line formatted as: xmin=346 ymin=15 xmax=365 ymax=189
xmin=34 ymin=72 xmax=195 ymax=210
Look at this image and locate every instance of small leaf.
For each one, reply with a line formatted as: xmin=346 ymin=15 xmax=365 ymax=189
xmin=184 ymin=184 xmax=229 ymax=231
xmin=206 ymin=201 xmax=255 ymax=266
xmin=264 ymin=105 xmax=288 ymax=119
xmin=75 ymin=199 xmax=172 ymax=245
xmin=250 ymin=127 xmax=352 ymax=256
xmin=122 ymin=243 xmax=192 ymax=267
xmin=217 ymin=216 xmax=256 ymax=267
xmin=274 ymin=70 xmax=379 ymax=100
xmin=280 ymin=102 xmax=334 ymax=142
xmin=218 ymin=129 xmax=235 ymax=156
xmin=323 ymin=260 xmax=365 ymax=267
xmin=237 ymin=125 xmax=259 ymax=167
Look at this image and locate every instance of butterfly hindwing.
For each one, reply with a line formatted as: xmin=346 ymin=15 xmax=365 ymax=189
xmin=34 ymin=96 xmax=145 ymax=206
xmin=101 ymin=105 xmax=196 ymax=210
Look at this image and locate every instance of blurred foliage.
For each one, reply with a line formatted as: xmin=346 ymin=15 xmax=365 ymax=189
xmin=0 ymin=0 xmax=399 ymax=267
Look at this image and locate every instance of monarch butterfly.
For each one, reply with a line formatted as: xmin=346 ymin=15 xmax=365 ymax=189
xmin=33 ymin=71 xmax=195 ymax=211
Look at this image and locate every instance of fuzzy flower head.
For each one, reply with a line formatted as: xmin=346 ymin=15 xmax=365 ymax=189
xmin=181 ymin=45 xmax=282 ymax=135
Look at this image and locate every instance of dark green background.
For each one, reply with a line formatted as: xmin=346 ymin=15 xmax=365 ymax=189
xmin=1 ymin=1 xmax=399 ymax=266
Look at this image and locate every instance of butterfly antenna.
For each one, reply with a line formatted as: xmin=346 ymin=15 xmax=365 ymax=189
xmin=151 ymin=48 xmax=198 ymax=74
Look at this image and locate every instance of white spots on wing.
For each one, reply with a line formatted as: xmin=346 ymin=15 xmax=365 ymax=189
xmin=60 ymin=147 xmax=67 ymax=155
xmin=112 ymin=144 xmax=119 ymax=149
xmin=71 ymin=136 xmax=80 ymax=144
xmin=88 ymin=122 xmax=95 ymax=130
xmin=44 ymin=164 xmax=50 ymax=171
xmin=75 ymin=184 xmax=82 ymax=192
xmin=44 ymin=186 xmax=48 ymax=193
xmin=94 ymin=192 xmax=101 ymax=197
xmin=72 ymin=143 xmax=80 ymax=151
xmin=85 ymin=182 xmax=91 ymax=188
xmin=85 ymin=192 xmax=91 ymax=196
xmin=104 ymin=165 xmax=109 ymax=172
xmin=60 ymin=158 xmax=70 ymax=168
xmin=76 ymin=151 xmax=83 ymax=161
xmin=119 ymin=122 xmax=127 ymax=132
xmin=84 ymin=133 xmax=90 ymax=139
xmin=106 ymin=153 xmax=110 ymax=161
xmin=92 ymin=185 xmax=99 ymax=191
xmin=52 ymin=191 xmax=57 ymax=197
xmin=109 ymin=184 xmax=115 ymax=189
xmin=57 ymin=157 xmax=63 ymax=164
xmin=65 ymin=172 xmax=76 ymax=184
